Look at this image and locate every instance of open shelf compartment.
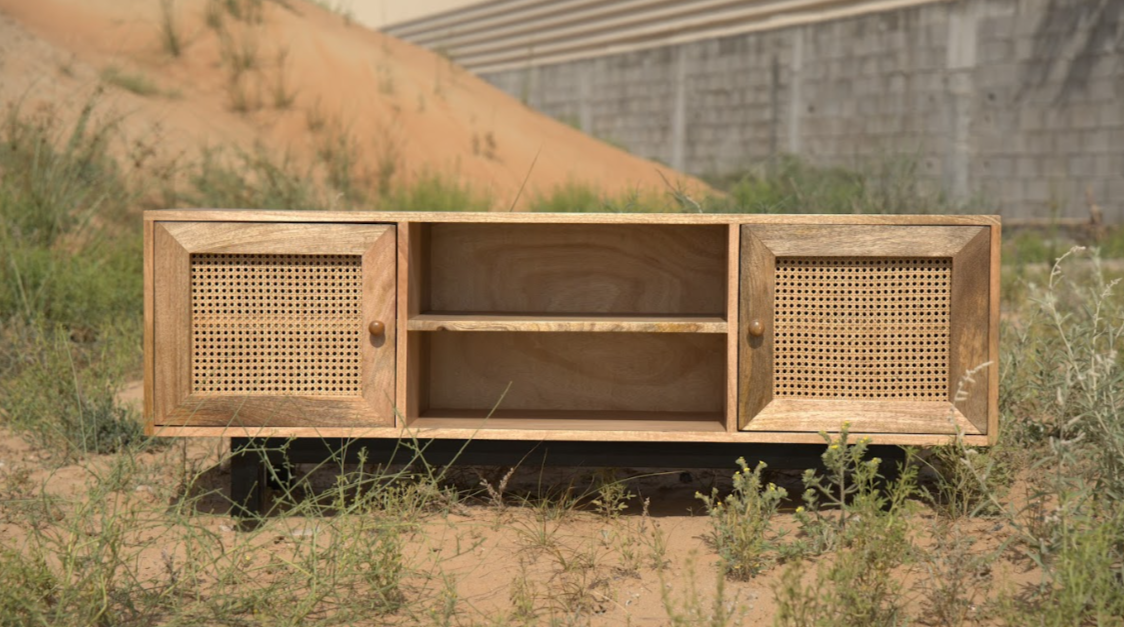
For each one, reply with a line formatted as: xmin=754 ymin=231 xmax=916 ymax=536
xmin=407 ymin=332 xmax=727 ymax=432
xmin=408 ymin=222 xmax=729 ymax=329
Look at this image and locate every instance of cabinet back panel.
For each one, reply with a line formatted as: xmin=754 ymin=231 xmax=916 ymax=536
xmin=426 ymin=332 xmax=725 ymax=413
xmin=428 ymin=224 xmax=727 ymax=314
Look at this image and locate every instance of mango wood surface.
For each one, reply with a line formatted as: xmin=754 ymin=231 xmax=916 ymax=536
xmin=948 ymin=228 xmax=992 ymax=433
xmin=395 ymin=221 xmax=411 ymax=427
xmin=738 ymin=224 xmax=994 ymax=435
xmin=407 ymin=313 xmax=727 ymax=333
xmin=747 ymin=224 xmax=984 ymax=257
xmin=738 ymin=227 xmax=775 ymax=430
xmin=153 ymin=224 xmax=192 ymax=427
xmin=151 ymin=222 xmax=397 ymax=427
xmin=410 ymin=410 xmax=726 ymax=432
xmin=145 ymin=212 xmax=1001 ymax=445
xmin=427 ymin=223 xmax=727 ymax=315
xmin=150 ymin=424 xmax=990 ymax=447
xmin=145 ymin=210 xmax=1000 ymax=227
xmin=402 ymin=223 xmax=431 ymax=425
xmin=743 ymin=400 xmax=982 ymax=435
xmin=424 ymin=332 xmax=725 ymax=413
xmin=143 ymin=219 xmax=155 ymax=435
xmin=988 ymin=222 xmax=1002 ymax=443
xmin=725 ymin=225 xmax=741 ymax=431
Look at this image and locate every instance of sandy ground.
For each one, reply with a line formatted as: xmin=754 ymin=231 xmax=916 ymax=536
xmin=0 ymin=416 xmax=1043 ymax=625
xmin=0 ymin=0 xmax=708 ymax=208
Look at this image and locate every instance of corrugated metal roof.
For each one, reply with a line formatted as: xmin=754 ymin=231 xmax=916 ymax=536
xmin=384 ymin=0 xmax=949 ymax=72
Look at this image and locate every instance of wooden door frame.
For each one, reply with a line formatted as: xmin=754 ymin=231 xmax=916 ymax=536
xmin=152 ymin=222 xmax=397 ymax=428
xmin=738 ymin=224 xmax=992 ymax=435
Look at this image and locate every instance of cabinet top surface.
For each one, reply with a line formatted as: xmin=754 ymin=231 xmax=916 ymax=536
xmin=145 ymin=210 xmax=1000 ymax=227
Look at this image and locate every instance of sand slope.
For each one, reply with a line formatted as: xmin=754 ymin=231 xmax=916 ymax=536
xmin=0 ymin=0 xmax=706 ymax=208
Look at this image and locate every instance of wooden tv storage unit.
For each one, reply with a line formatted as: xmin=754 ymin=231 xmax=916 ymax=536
xmin=144 ymin=211 xmax=999 ymax=447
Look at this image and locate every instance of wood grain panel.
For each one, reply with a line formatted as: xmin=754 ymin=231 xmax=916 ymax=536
xmin=988 ymin=222 xmax=1001 ymax=443
xmin=738 ymin=228 xmax=775 ymax=428
xmin=160 ymin=222 xmax=390 ymax=255
xmin=744 ymin=399 xmax=982 ymax=435
xmin=726 ymin=225 xmax=740 ymax=431
xmin=751 ymin=225 xmax=985 ymax=258
xmin=152 ymin=222 xmax=397 ymax=428
xmin=949 ymin=228 xmax=991 ymax=433
xmin=151 ymin=424 xmax=991 ymax=446
xmin=404 ymin=224 xmax=430 ymax=424
xmin=428 ymin=223 xmax=727 ymax=314
xmin=407 ymin=313 xmax=727 ymax=333
xmin=396 ymin=221 xmax=410 ymax=426
xmin=412 ymin=410 xmax=726 ymax=432
xmin=739 ymin=223 xmax=995 ymax=436
xmin=426 ymin=332 xmax=725 ymax=414
xmin=143 ymin=218 xmax=155 ymax=435
xmin=363 ymin=227 xmax=398 ymax=423
xmin=161 ymin=396 xmax=389 ymax=427
xmin=145 ymin=209 xmax=1001 ymax=228
xmin=153 ymin=224 xmax=192 ymax=426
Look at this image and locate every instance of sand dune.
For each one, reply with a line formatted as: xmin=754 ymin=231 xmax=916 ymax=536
xmin=0 ymin=0 xmax=707 ymax=209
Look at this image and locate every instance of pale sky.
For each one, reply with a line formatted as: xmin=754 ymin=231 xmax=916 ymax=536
xmin=348 ymin=0 xmax=485 ymax=29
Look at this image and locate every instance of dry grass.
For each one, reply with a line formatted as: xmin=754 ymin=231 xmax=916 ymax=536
xmin=3 ymin=99 xmax=1124 ymax=626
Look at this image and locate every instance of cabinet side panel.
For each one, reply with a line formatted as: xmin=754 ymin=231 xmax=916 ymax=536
xmin=738 ymin=228 xmax=775 ymax=429
xmin=396 ymin=222 xmax=409 ymax=425
xmin=143 ymin=219 xmax=155 ymax=435
xmin=726 ymin=225 xmax=740 ymax=432
xmin=153 ymin=224 xmax=192 ymax=425
xmin=949 ymin=228 xmax=992 ymax=433
xmin=404 ymin=224 xmax=431 ymax=423
xmin=989 ymin=223 xmax=1002 ymax=442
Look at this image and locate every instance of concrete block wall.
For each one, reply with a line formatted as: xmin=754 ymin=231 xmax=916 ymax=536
xmin=482 ymin=0 xmax=1124 ymax=221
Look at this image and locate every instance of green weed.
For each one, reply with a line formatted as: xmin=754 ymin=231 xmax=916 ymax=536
xmin=705 ymin=154 xmax=990 ymax=215
xmin=158 ymin=0 xmax=182 ymax=57
xmin=100 ymin=65 xmax=163 ymax=97
xmin=773 ymin=439 xmax=917 ymax=626
xmin=697 ymin=459 xmax=786 ymax=580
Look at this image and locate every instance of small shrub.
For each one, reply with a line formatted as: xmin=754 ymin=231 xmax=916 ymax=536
xmin=922 ymin=437 xmax=1011 ymax=518
xmin=591 ymin=468 xmax=633 ymax=519
xmin=100 ymin=66 xmax=161 ymax=97
xmin=182 ymin=146 xmax=325 ymax=210
xmin=774 ymin=437 xmax=917 ymax=627
xmin=1 ymin=326 xmax=145 ymax=458
xmin=269 ymin=47 xmax=297 ymax=109
xmin=529 ymin=181 xmax=604 ymax=213
xmin=385 ymin=172 xmax=492 ymax=212
xmin=919 ymin=521 xmax=994 ymax=627
xmin=697 ymin=458 xmax=786 ymax=579
xmin=704 ymin=154 xmax=989 ymax=215
xmin=787 ymin=424 xmax=883 ymax=555
xmin=158 ymin=0 xmax=182 ymax=57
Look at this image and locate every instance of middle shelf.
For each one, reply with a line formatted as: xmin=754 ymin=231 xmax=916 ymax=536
xmin=407 ymin=313 xmax=728 ymax=333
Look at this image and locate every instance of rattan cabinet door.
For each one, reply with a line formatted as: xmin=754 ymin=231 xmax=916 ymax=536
xmin=739 ymin=225 xmax=992 ymax=436
xmin=152 ymin=222 xmax=396 ymax=428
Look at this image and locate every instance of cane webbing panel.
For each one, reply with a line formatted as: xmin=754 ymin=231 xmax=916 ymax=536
xmin=190 ymin=254 xmax=363 ymax=396
xmin=774 ymin=257 xmax=951 ymax=400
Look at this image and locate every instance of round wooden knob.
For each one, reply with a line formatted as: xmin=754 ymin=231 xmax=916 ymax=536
xmin=368 ymin=321 xmax=386 ymax=336
xmin=747 ymin=319 xmax=765 ymax=338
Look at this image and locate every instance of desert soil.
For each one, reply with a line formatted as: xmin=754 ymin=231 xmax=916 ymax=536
xmin=0 ymin=0 xmax=708 ymax=207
